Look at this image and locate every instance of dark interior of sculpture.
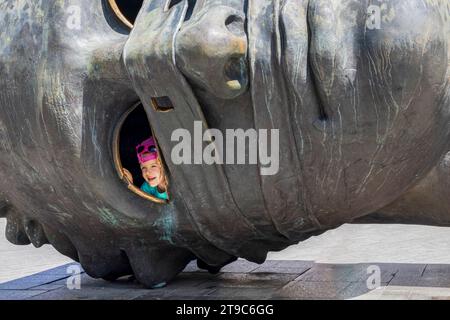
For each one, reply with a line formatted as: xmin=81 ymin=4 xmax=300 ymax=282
xmin=115 ymin=102 xmax=170 ymax=203
xmin=109 ymin=0 xmax=196 ymax=27
xmin=119 ymin=103 xmax=151 ymax=188
xmin=112 ymin=0 xmax=143 ymax=25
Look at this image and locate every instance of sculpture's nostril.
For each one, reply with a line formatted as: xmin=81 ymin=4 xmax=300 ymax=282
xmin=176 ymin=7 xmax=249 ymax=99
xmin=223 ymin=14 xmax=247 ymax=94
xmin=225 ymin=15 xmax=246 ymax=37
xmin=224 ymin=56 xmax=247 ymax=91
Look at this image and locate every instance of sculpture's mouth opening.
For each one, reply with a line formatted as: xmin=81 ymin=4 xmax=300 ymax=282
xmin=113 ymin=102 xmax=169 ymax=204
xmin=107 ymin=0 xmax=143 ymax=29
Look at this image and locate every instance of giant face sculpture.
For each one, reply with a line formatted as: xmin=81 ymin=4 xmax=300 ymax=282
xmin=0 ymin=0 xmax=449 ymax=288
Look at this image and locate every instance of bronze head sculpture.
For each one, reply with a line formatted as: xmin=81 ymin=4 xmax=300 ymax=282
xmin=0 ymin=0 xmax=449 ymax=288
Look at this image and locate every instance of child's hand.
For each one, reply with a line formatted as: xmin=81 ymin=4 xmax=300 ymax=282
xmin=122 ymin=168 xmax=134 ymax=184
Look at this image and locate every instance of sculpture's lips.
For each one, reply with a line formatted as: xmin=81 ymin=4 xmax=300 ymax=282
xmin=246 ymin=0 xmax=450 ymax=230
xmin=246 ymin=0 xmax=323 ymax=239
xmin=123 ymin=0 xmax=307 ymax=263
xmin=124 ymin=0 xmax=450 ymax=267
xmin=86 ymin=0 xmax=450 ymax=288
xmin=123 ymin=1 xmax=260 ymax=264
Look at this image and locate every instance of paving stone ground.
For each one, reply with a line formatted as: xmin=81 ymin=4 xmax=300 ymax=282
xmin=0 ymin=220 xmax=71 ymax=283
xmin=5 ymin=218 xmax=450 ymax=299
xmin=3 ymin=260 xmax=450 ymax=300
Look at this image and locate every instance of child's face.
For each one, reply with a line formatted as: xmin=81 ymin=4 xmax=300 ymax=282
xmin=140 ymin=158 xmax=162 ymax=188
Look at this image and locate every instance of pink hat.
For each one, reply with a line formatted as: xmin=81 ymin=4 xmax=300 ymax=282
xmin=136 ymin=137 xmax=158 ymax=165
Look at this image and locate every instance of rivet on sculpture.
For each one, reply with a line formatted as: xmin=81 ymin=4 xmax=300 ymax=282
xmin=0 ymin=0 xmax=449 ymax=288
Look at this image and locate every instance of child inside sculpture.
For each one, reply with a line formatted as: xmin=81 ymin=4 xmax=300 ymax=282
xmin=134 ymin=137 xmax=168 ymax=201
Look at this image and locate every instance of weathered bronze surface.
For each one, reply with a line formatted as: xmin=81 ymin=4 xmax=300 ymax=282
xmin=0 ymin=0 xmax=449 ymax=288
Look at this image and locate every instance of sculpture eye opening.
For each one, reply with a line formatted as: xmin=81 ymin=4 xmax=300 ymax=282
xmin=113 ymin=102 xmax=169 ymax=204
xmin=107 ymin=0 xmax=143 ymax=29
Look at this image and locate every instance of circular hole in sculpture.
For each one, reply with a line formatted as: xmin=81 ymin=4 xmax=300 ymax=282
xmin=113 ymin=102 xmax=169 ymax=204
xmin=108 ymin=0 xmax=143 ymax=29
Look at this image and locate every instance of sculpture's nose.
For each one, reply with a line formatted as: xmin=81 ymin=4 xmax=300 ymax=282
xmin=176 ymin=5 xmax=248 ymax=99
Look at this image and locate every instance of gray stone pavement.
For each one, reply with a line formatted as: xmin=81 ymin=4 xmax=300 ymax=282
xmin=5 ymin=218 xmax=450 ymax=299
xmin=0 ymin=219 xmax=71 ymax=283
xmin=3 ymin=260 xmax=450 ymax=299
